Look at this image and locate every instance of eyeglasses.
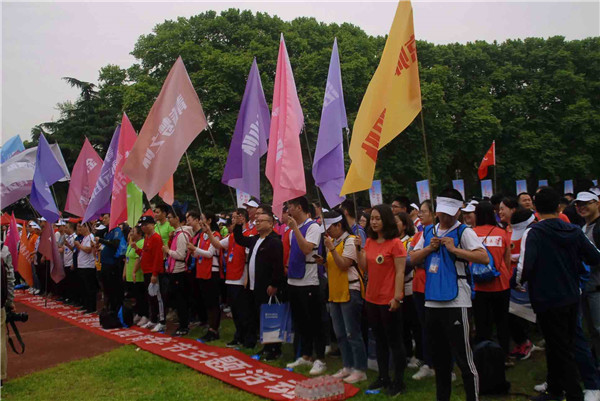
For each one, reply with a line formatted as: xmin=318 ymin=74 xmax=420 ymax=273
xmin=576 ymin=201 xmax=596 ymax=207
xmin=255 ymin=219 xmax=271 ymax=224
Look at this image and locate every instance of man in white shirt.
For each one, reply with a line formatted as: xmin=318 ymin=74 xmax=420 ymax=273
xmin=410 ymin=188 xmax=489 ymax=401
xmin=285 ymin=196 xmax=327 ymax=375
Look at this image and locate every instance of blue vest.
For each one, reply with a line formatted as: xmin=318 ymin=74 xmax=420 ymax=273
xmin=288 ymin=220 xmax=318 ymax=279
xmin=423 ymin=224 xmax=468 ymax=302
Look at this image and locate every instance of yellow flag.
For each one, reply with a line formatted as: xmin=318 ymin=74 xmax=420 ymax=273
xmin=341 ymin=1 xmax=422 ymax=195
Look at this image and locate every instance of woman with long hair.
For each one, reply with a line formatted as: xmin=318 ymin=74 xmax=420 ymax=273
xmin=357 ymin=204 xmax=407 ymax=396
xmin=317 ymin=210 xmax=367 ymax=383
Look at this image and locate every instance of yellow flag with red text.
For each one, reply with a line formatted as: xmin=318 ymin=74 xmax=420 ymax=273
xmin=341 ymin=1 xmax=422 ymax=195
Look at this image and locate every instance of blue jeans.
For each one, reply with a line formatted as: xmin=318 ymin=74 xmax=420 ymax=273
xmin=329 ymin=290 xmax=367 ymax=371
xmin=576 ymin=300 xmax=600 ymax=390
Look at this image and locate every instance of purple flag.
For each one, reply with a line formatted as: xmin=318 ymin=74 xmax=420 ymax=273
xmin=83 ymin=126 xmax=121 ymax=223
xmin=221 ymin=58 xmax=270 ymax=199
xmin=312 ymin=38 xmax=348 ymax=208
xmin=30 ymin=134 xmax=65 ymax=223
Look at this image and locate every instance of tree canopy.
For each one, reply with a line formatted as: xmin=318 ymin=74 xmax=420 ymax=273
xmin=28 ymin=8 xmax=600 ymax=211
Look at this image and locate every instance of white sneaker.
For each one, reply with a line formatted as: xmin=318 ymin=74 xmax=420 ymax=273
xmin=151 ymin=323 xmax=166 ymax=333
xmin=133 ymin=314 xmax=142 ymax=325
xmin=309 ymin=359 xmax=327 ymax=375
xmin=451 ymin=372 xmax=457 ymax=382
xmin=584 ymin=389 xmax=600 ymax=401
xmin=332 ymin=368 xmax=352 ymax=379
xmin=286 ymin=357 xmax=313 ymax=369
xmin=325 ymin=345 xmax=333 ymax=355
xmin=344 ymin=370 xmax=367 ymax=384
xmin=412 ymin=364 xmax=435 ymax=380
xmin=534 ymin=382 xmax=548 ymax=393
xmin=141 ymin=321 xmax=156 ymax=330
xmin=407 ymin=356 xmax=423 ymax=369
xmin=137 ymin=316 xmax=149 ymax=327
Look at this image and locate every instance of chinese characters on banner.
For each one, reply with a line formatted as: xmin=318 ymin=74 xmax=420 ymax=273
xmin=369 ymin=180 xmax=383 ymax=207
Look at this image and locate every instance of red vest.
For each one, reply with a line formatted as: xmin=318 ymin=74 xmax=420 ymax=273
xmin=196 ymin=231 xmax=221 ymax=279
xmin=225 ymin=234 xmax=246 ymax=281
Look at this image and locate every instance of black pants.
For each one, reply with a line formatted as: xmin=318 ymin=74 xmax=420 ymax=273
xmin=169 ymin=272 xmax=190 ymax=330
xmin=538 ymin=303 xmax=583 ymax=400
xmin=101 ymin=262 xmax=123 ymax=312
xmin=199 ymin=272 xmax=221 ymax=332
xmin=288 ymin=284 xmax=325 ymax=360
xmin=78 ymin=268 xmax=97 ymax=312
xmin=124 ymin=281 xmax=145 ymax=317
xmin=366 ymin=301 xmax=406 ymax=383
xmin=426 ymin=307 xmax=479 ymax=401
xmin=187 ymin=270 xmax=207 ymax=323
xmin=143 ymin=273 xmax=166 ymax=324
xmin=403 ymin=295 xmax=422 ymax=360
xmin=510 ymin=314 xmax=530 ymax=345
xmin=227 ymin=284 xmax=248 ymax=343
xmin=36 ymin=262 xmax=49 ymax=294
xmin=473 ymin=289 xmax=510 ymax=355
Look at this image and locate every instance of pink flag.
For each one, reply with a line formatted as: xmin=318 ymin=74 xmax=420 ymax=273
xmin=122 ymin=57 xmax=208 ymax=199
xmin=159 ymin=176 xmax=175 ymax=205
xmin=110 ymin=113 xmax=138 ymax=230
xmin=65 ymin=138 xmax=103 ymax=217
xmin=6 ymin=213 xmax=19 ymax=271
xmin=265 ymin=34 xmax=306 ymax=218
xmin=38 ymin=222 xmax=65 ymax=284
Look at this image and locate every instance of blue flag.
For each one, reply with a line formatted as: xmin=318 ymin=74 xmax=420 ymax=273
xmin=30 ymin=135 xmax=65 ymax=223
xmin=221 ymin=58 xmax=270 ymax=199
xmin=1 ymin=135 xmax=25 ymax=163
xmin=312 ymin=38 xmax=348 ymax=208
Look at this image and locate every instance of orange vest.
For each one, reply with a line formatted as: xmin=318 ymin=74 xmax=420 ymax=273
xmin=196 ymin=231 xmax=221 ymax=279
xmin=225 ymin=234 xmax=246 ymax=281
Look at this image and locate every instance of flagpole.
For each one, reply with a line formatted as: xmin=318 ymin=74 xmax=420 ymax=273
xmin=343 ymin=128 xmax=360 ymax=224
xmin=301 ymin=126 xmax=329 ymax=231
xmin=420 ymin=111 xmax=434 ymax=200
xmin=185 ymin=151 xmax=203 ymax=216
xmin=205 ymin=124 xmax=237 ymax=209
xmin=493 ymin=140 xmax=497 ymax=194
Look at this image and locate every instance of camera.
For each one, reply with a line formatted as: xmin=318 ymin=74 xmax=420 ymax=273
xmin=6 ymin=311 xmax=28 ymax=323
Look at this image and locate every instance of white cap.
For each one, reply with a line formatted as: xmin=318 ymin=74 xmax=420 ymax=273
xmin=217 ymin=218 xmax=227 ymax=225
xmin=56 ymin=220 xmax=67 ymax=226
xmin=243 ymin=200 xmax=259 ymax=208
xmin=17 ymin=224 xmax=23 ymax=229
xmin=460 ymin=200 xmax=479 ymax=213
xmin=28 ymin=221 xmax=41 ymax=230
xmin=436 ymin=196 xmax=463 ymax=216
xmin=575 ymin=191 xmax=599 ymax=203
xmin=322 ymin=207 xmax=329 ymax=213
xmin=95 ymin=223 xmax=106 ymax=230
xmin=38 ymin=217 xmax=47 ymax=222
xmin=589 ymin=187 xmax=600 ymax=196
xmin=410 ymin=203 xmax=419 ymax=210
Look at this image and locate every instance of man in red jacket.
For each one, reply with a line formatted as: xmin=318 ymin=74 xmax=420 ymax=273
xmin=131 ymin=215 xmax=166 ymax=332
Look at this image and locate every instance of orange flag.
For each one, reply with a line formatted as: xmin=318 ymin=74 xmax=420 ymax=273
xmin=17 ymin=223 xmax=36 ymax=286
xmin=159 ymin=176 xmax=175 ymax=205
xmin=122 ymin=57 xmax=208 ymax=199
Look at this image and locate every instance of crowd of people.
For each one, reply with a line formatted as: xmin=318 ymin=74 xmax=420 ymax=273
xmin=2 ymin=184 xmax=600 ymax=401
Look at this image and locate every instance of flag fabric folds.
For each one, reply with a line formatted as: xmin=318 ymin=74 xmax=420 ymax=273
xmin=65 ymin=138 xmax=103 ymax=217
xmin=110 ymin=114 xmax=138 ymax=230
xmin=39 ymin=222 xmax=65 ymax=284
xmin=158 ymin=176 xmax=175 ymax=205
xmin=83 ymin=126 xmax=121 ymax=223
xmin=312 ymin=38 xmax=348 ymax=208
xmin=478 ymin=141 xmax=496 ymax=180
xmin=265 ymin=34 xmax=306 ymax=218
xmin=122 ymin=57 xmax=208 ymax=200
xmin=1 ymin=144 xmax=70 ymax=208
xmin=1 ymin=134 xmax=25 ymax=163
xmin=6 ymin=213 xmax=20 ymax=271
xmin=30 ymin=134 xmax=65 ymax=223
xmin=127 ymin=182 xmax=144 ymax=227
xmin=17 ymin=222 xmax=35 ymax=286
xmin=222 ymin=58 xmax=270 ymax=200
xmin=341 ymin=1 xmax=422 ymax=195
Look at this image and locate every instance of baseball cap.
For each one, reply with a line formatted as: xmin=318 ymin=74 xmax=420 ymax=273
xmin=243 ymin=200 xmax=259 ymax=208
xmin=575 ymin=191 xmax=599 ymax=203
xmin=138 ymin=215 xmax=155 ymax=225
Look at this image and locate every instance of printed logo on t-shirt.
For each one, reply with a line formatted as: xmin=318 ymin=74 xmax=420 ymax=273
xmin=483 ymin=236 xmax=503 ymax=248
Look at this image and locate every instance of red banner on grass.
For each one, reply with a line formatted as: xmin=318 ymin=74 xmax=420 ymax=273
xmin=15 ymin=292 xmax=359 ymax=400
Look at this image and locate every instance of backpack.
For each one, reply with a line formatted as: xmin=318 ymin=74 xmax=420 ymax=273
xmin=99 ymin=308 xmax=123 ymax=329
xmin=473 ymin=340 xmax=511 ymax=395
xmin=469 ymin=227 xmax=501 ymax=283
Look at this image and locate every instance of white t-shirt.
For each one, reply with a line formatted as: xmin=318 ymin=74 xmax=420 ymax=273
xmin=221 ymin=236 xmax=248 ymax=286
xmin=64 ymin=233 xmax=76 ymax=267
xmin=77 ymin=234 xmax=96 ymax=269
xmin=248 ymin=237 xmax=265 ymax=290
xmin=332 ymin=232 xmax=360 ymax=291
xmin=413 ymin=221 xmax=483 ymax=308
xmin=287 ymin=219 xmax=323 ymax=287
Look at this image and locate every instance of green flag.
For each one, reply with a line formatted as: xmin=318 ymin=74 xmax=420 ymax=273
xmin=127 ymin=181 xmax=143 ymax=227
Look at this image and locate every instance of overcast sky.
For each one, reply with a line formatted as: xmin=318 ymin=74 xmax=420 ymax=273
xmin=2 ymin=1 xmax=599 ymax=145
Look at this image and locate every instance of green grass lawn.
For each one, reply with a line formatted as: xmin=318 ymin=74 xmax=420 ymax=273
xmin=2 ymin=317 xmax=545 ymax=400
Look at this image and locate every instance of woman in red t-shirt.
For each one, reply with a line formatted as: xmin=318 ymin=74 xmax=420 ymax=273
xmin=357 ymin=204 xmax=407 ymax=396
xmin=471 ymin=201 xmax=512 ymax=357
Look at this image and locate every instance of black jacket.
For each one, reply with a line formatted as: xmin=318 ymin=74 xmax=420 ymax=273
xmin=520 ymin=218 xmax=600 ymax=313
xmin=233 ymin=225 xmax=284 ymax=303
